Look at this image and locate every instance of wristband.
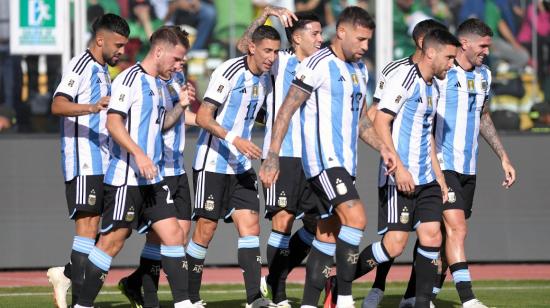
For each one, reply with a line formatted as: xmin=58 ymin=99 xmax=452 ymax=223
xmin=225 ymin=131 xmax=237 ymax=144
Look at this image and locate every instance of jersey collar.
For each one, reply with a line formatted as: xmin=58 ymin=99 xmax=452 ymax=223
xmin=454 ymin=59 xmax=475 ymax=72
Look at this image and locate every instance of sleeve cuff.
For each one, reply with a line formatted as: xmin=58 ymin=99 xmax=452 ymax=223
xmin=373 ymin=97 xmax=380 ymax=103
xmin=204 ymin=97 xmax=222 ymax=107
xmin=107 ymin=109 xmax=127 ymax=118
xmin=292 ymin=79 xmax=313 ymax=94
xmin=53 ymin=92 xmax=74 ymax=102
xmin=380 ymin=108 xmax=396 ymax=117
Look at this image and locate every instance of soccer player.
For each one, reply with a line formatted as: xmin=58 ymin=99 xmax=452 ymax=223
xmin=187 ymin=25 xmax=280 ymax=308
xmin=260 ymin=7 xmax=396 ymax=308
xmin=74 ymin=26 xmax=194 ymax=308
xmin=237 ymin=7 xmax=324 ymax=308
xmin=119 ymin=40 xmax=198 ymax=308
xmin=49 ymin=13 xmax=129 ymax=308
xmin=431 ymin=18 xmax=516 ymax=308
xmin=370 ymin=29 xmax=461 ymax=308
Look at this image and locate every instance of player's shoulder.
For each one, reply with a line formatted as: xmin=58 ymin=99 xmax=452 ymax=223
xmin=113 ymin=63 xmax=146 ymax=88
xmin=476 ymin=64 xmax=491 ymax=76
xmin=387 ymin=63 xmax=419 ymax=90
xmin=381 ymin=56 xmax=413 ymax=77
xmin=303 ymin=46 xmax=334 ymax=70
xmin=68 ymin=50 xmax=97 ymax=76
xmin=214 ymin=56 xmax=247 ymax=82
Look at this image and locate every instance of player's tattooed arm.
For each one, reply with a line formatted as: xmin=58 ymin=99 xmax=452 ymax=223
xmin=196 ymin=100 xmax=227 ymax=138
xmin=236 ymin=6 xmax=297 ymax=54
xmin=162 ymin=103 xmax=184 ymax=131
xmin=359 ymin=104 xmax=397 ymax=174
xmin=479 ymin=105 xmax=517 ymax=188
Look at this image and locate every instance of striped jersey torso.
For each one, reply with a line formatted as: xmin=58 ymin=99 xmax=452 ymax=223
xmin=435 ymin=63 xmax=491 ymax=175
xmin=262 ymin=48 xmax=302 ymax=158
xmin=105 ymin=63 xmax=166 ymax=186
xmin=377 ymin=64 xmax=440 ymax=186
xmin=292 ymin=47 xmax=368 ymax=178
xmin=160 ymin=71 xmax=187 ymax=177
xmin=193 ymin=56 xmax=272 ymax=174
xmin=54 ymin=50 xmax=111 ymax=181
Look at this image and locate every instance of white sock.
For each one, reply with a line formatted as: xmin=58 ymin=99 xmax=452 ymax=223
xmin=337 ymin=294 xmax=354 ymax=306
xmin=174 ymin=299 xmax=193 ymax=307
xmin=300 ymin=306 xmax=317 ymax=308
xmin=73 ymin=305 xmax=93 ymax=308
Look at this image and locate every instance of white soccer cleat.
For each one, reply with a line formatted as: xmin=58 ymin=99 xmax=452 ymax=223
xmin=398 ymin=297 xmax=416 ymax=308
xmin=47 ymin=266 xmax=71 ymax=308
xmin=193 ymin=299 xmax=207 ymax=308
xmin=245 ymin=297 xmax=273 ymax=308
xmin=463 ymin=299 xmax=489 ymax=308
xmin=260 ymin=276 xmax=271 ymax=298
xmin=270 ymin=300 xmax=291 ymax=308
xmin=337 ymin=302 xmax=356 ymax=308
xmin=362 ymin=288 xmax=384 ymax=308
xmin=431 ymin=300 xmax=436 ymax=308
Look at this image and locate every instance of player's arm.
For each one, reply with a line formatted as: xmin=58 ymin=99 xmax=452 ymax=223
xmin=106 ymin=112 xmax=157 ymax=180
xmin=51 ymin=95 xmax=110 ymax=116
xmin=236 ymin=6 xmax=297 ymax=54
xmin=163 ymin=83 xmax=192 ymax=131
xmin=358 ymin=102 xmax=396 ymax=173
xmin=479 ymin=103 xmax=516 ymax=188
xmin=184 ymin=109 xmax=197 ymax=126
xmin=430 ymin=133 xmax=448 ymax=203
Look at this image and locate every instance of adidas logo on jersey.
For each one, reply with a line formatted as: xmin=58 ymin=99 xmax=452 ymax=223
xmin=239 ymin=88 xmax=247 ymax=93
xmin=454 ymin=81 xmax=461 ymax=88
xmin=149 ymin=90 xmax=155 ymax=96
xmin=96 ymin=78 xmax=102 ymax=84
xmin=338 ymin=75 xmax=346 ymax=82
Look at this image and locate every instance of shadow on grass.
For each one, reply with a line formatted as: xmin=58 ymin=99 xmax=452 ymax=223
xmin=370 ymin=294 xmax=459 ymax=308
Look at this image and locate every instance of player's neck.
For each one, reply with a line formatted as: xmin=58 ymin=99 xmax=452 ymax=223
xmin=412 ymin=50 xmax=422 ymax=63
xmin=140 ymin=56 xmax=159 ymax=77
xmin=246 ymin=55 xmax=262 ymax=76
xmin=88 ymin=46 xmax=105 ymax=66
xmin=455 ymin=51 xmax=474 ymax=71
xmin=417 ymin=61 xmax=434 ymax=83
xmin=330 ymin=42 xmax=347 ymax=62
xmin=294 ymin=46 xmax=307 ymax=62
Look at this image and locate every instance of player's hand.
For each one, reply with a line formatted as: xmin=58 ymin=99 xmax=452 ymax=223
xmin=436 ymin=175 xmax=448 ymax=204
xmin=395 ymin=165 xmax=415 ymax=195
xmin=186 ymin=82 xmax=196 ymax=103
xmin=135 ymin=151 xmax=157 ymax=180
xmin=259 ymin=151 xmax=280 ymax=187
xmin=90 ymin=96 xmax=110 ymax=113
xmin=178 ymin=84 xmax=190 ymax=109
xmin=501 ymin=158 xmax=516 ymax=189
xmin=265 ymin=6 xmax=298 ymax=27
xmin=380 ymin=145 xmax=397 ymax=175
xmin=233 ymin=136 xmax=262 ymax=160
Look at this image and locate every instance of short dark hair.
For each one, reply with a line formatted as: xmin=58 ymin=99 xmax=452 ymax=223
xmin=251 ymin=25 xmax=281 ymax=43
xmin=150 ymin=26 xmax=190 ymax=49
xmin=91 ymin=13 xmax=130 ymax=38
xmin=457 ymin=18 xmax=494 ymax=38
xmin=336 ymin=6 xmax=375 ymax=30
xmin=285 ymin=12 xmax=320 ymax=44
xmin=422 ymin=29 xmax=461 ymax=52
xmin=412 ymin=19 xmax=447 ymax=45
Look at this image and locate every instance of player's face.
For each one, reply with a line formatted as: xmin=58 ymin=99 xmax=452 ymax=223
xmin=465 ymin=35 xmax=492 ymax=67
xmin=102 ymin=31 xmax=128 ymax=66
xmin=250 ymin=38 xmax=280 ymax=73
xmin=433 ymin=44 xmax=458 ymax=79
xmin=297 ymin=22 xmax=323 ymax=57
xmin=159 ymin=43 xmax=188 ymax=77
xmin=341 ymin=24 xmax=373 ymax=62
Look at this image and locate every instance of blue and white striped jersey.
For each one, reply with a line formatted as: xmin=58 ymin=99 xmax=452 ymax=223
xmin=292 ymin=47 xmax=368 ymax=179
xmin=104 ymin=64 xmax=166 ymax=186
xmin=435 ymin=63 xmax=491 ymax=175
xmin=373 ymin=56 xmax=414 ymax=102
xmin=160 ymin=71 xmax=187 ymax=177
xmin=262 ymin=49 xmax=302 ymax=159
xmin=193 ymin=56 xmax=272 ymax=174
xmin=378 ymin=64 xmax=440 ymax=186
xmin=54 ymin=50 xmax=111 ymax=181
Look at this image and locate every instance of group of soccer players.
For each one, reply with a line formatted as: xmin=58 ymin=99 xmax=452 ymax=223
xmin=46 ymin=5 xmax=516 ymax=308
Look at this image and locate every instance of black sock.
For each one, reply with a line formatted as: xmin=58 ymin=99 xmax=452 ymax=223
xmin=186 ymin=240 xmax=207 ymax=303
xmin=287 ymin=227 xmax=313 ymax=272
xmin=140 ymin=257 xmax=162 ymax=307
xmin=432 ymin=257 xmax=447 ymax=301
xmin=77 ymin=247 xmax=112 ymax=307
xmin=450 ymin=262 xmax=475 ymax=303
xmin=355 ymin=241 xmax=390 ymax=279
xmin=160 ymin=245 xmax=189 ymax=303
xmin=301 ymin=240 xmax=335 ymax=306
xmin=238 ymin=236 xmax=262 ymax=304
xmin=70 ymin=251 xmax=89 ymax=304
xmin=266 ymin=231 xmax=291 ymax=303
xmin=64 ymin=262 xmax=71 ymax=279
xmin=335 ymin=226 xmax=363 ymax=296
xmin=403 ymin=239 xmax=420 ymax=299
xmin=371 ymin=258 xmax=394 ymax=291
xmin=415 ymin=245 xmax=439 ymax=308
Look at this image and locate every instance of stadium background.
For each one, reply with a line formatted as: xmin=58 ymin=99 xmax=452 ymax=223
xmin=0 ymin=0 xmax=549 ymax=268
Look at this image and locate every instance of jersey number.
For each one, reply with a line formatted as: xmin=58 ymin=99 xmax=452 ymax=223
xmin=351 ymin=93 xmax=362 ymax=111
xmin=245 ymin=100 xmax=258 ymax=120
xmin=156 ymin=106 xmax=166 ymax=125
xmin=162 ymin=185 xmax=174 ymax=204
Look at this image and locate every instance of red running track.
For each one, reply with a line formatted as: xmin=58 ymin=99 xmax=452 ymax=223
xmin=1 ymin=264 xmax=549 ymax=287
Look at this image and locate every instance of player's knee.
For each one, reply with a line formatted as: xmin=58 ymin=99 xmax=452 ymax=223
xmin=97 ymin=236 xmax=125 ymax=257
xmin=447 ymin=222 xmax=468 ymax=242
xmin=272 ymin=211 xmax=294 ymax=233
xmin=337 ymin=200 xmax=366 ymax=229
xmin=383 ymin=232 xmax=408 ymax=258
xmin=419 ymin=228 xmax=442 ymax=247
xmin=194 ymin=219 xmax=217 ymax=244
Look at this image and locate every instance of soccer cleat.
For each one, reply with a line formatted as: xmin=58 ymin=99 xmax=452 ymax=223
xmin=245 ymin=297 xmax=273 ymax=308
xmin=362 ymin=288 xmax=384 ymax=308
xmin=260 ymin=276 xmax=271 ymax=298
xmin=47 ymin=266 xmax=71 ymax=308
xmin=462 ymin=299 xmax=489 ymax=308
xmin=431 ymin=301 xmax=436 ymax=308
xmin=398 ymin=297 xmax=415 ymax=308
xmin=322 ymin=276 xmax=337 ymax=308
xmin=193 ymin=299 xmax=207 ymax=308
xmin=270 ymin=300 xmax=291 ymax=308
xmin=118 ymin=277 xmax=144 ymax=308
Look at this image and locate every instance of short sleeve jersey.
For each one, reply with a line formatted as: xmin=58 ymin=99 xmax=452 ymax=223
xmin=373 ymin=56 xmax=414 ymax=102
xmin=262 ymin=48 xmax=302 ymax=159
xmin=378 ymin=64 xmax=440 ymax=186
xmin=193 ymin=56 xmax=272 ymax=174
xmin=292 ymin=47 xmax=368 ymax=179
xmin=104 ymin=64 xmax=166 ymax=186
xmin=160 ymin=71 xmax=187 ymax=177
xmin=53 ymin=50 xmax=111 ymax=181
xmin=435 ymin=63 xmax=491 ymax=175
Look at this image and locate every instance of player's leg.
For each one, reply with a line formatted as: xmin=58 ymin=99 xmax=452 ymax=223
xmin=265 ymin=209 xmax=294 ymax=305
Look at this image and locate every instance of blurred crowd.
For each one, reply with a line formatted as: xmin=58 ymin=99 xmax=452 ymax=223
xmin=1 ymin=0 xmax=550 ymax=133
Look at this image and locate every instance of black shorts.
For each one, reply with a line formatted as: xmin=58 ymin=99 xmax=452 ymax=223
xmin=101 ymin=181 xmax=178 ymax=234
xmin=443 ymin=170 xmax=477 ymax=219
xmin=192 ymin=169 xmax=259 ymax=223
xmin=263 ymin=157 xmax=321 ymax=219
xmin=164 ymin=174 xmax=192 ymax=221
xmin=378 ymin=181 xmax=443 ymax=234
xmin=65 ymin=175 xmax=105 ymax=219
xmin=308 ymin=167 xmax=359 ymax=219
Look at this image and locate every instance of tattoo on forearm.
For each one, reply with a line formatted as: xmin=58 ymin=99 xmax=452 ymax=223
xmin=358 ymin=115 xmax=383 ymax=150
xmin=480 ymin=111 xmax=506 ymax=159
xmin=263 ymin=151 xmax=280 ymax=173
xmin=238 ymin=15 xmax=267 ymax=52
xmin=271 ymin=86 xmax=309 ymax=148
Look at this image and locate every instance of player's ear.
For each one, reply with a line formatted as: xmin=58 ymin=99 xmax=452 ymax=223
xmin=459 ymin=37 xmax=468 ymax=51
xmin=249 ymin=41 xmax=256 ymax=55
xmin=336 ymin=24 xmax=346 ymax=40
xmin=95 ymin=32 xmax=104 ymax=48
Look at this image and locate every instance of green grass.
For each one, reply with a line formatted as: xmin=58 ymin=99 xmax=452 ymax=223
xmin=1 ymin=280 xmax=549 ymax=307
